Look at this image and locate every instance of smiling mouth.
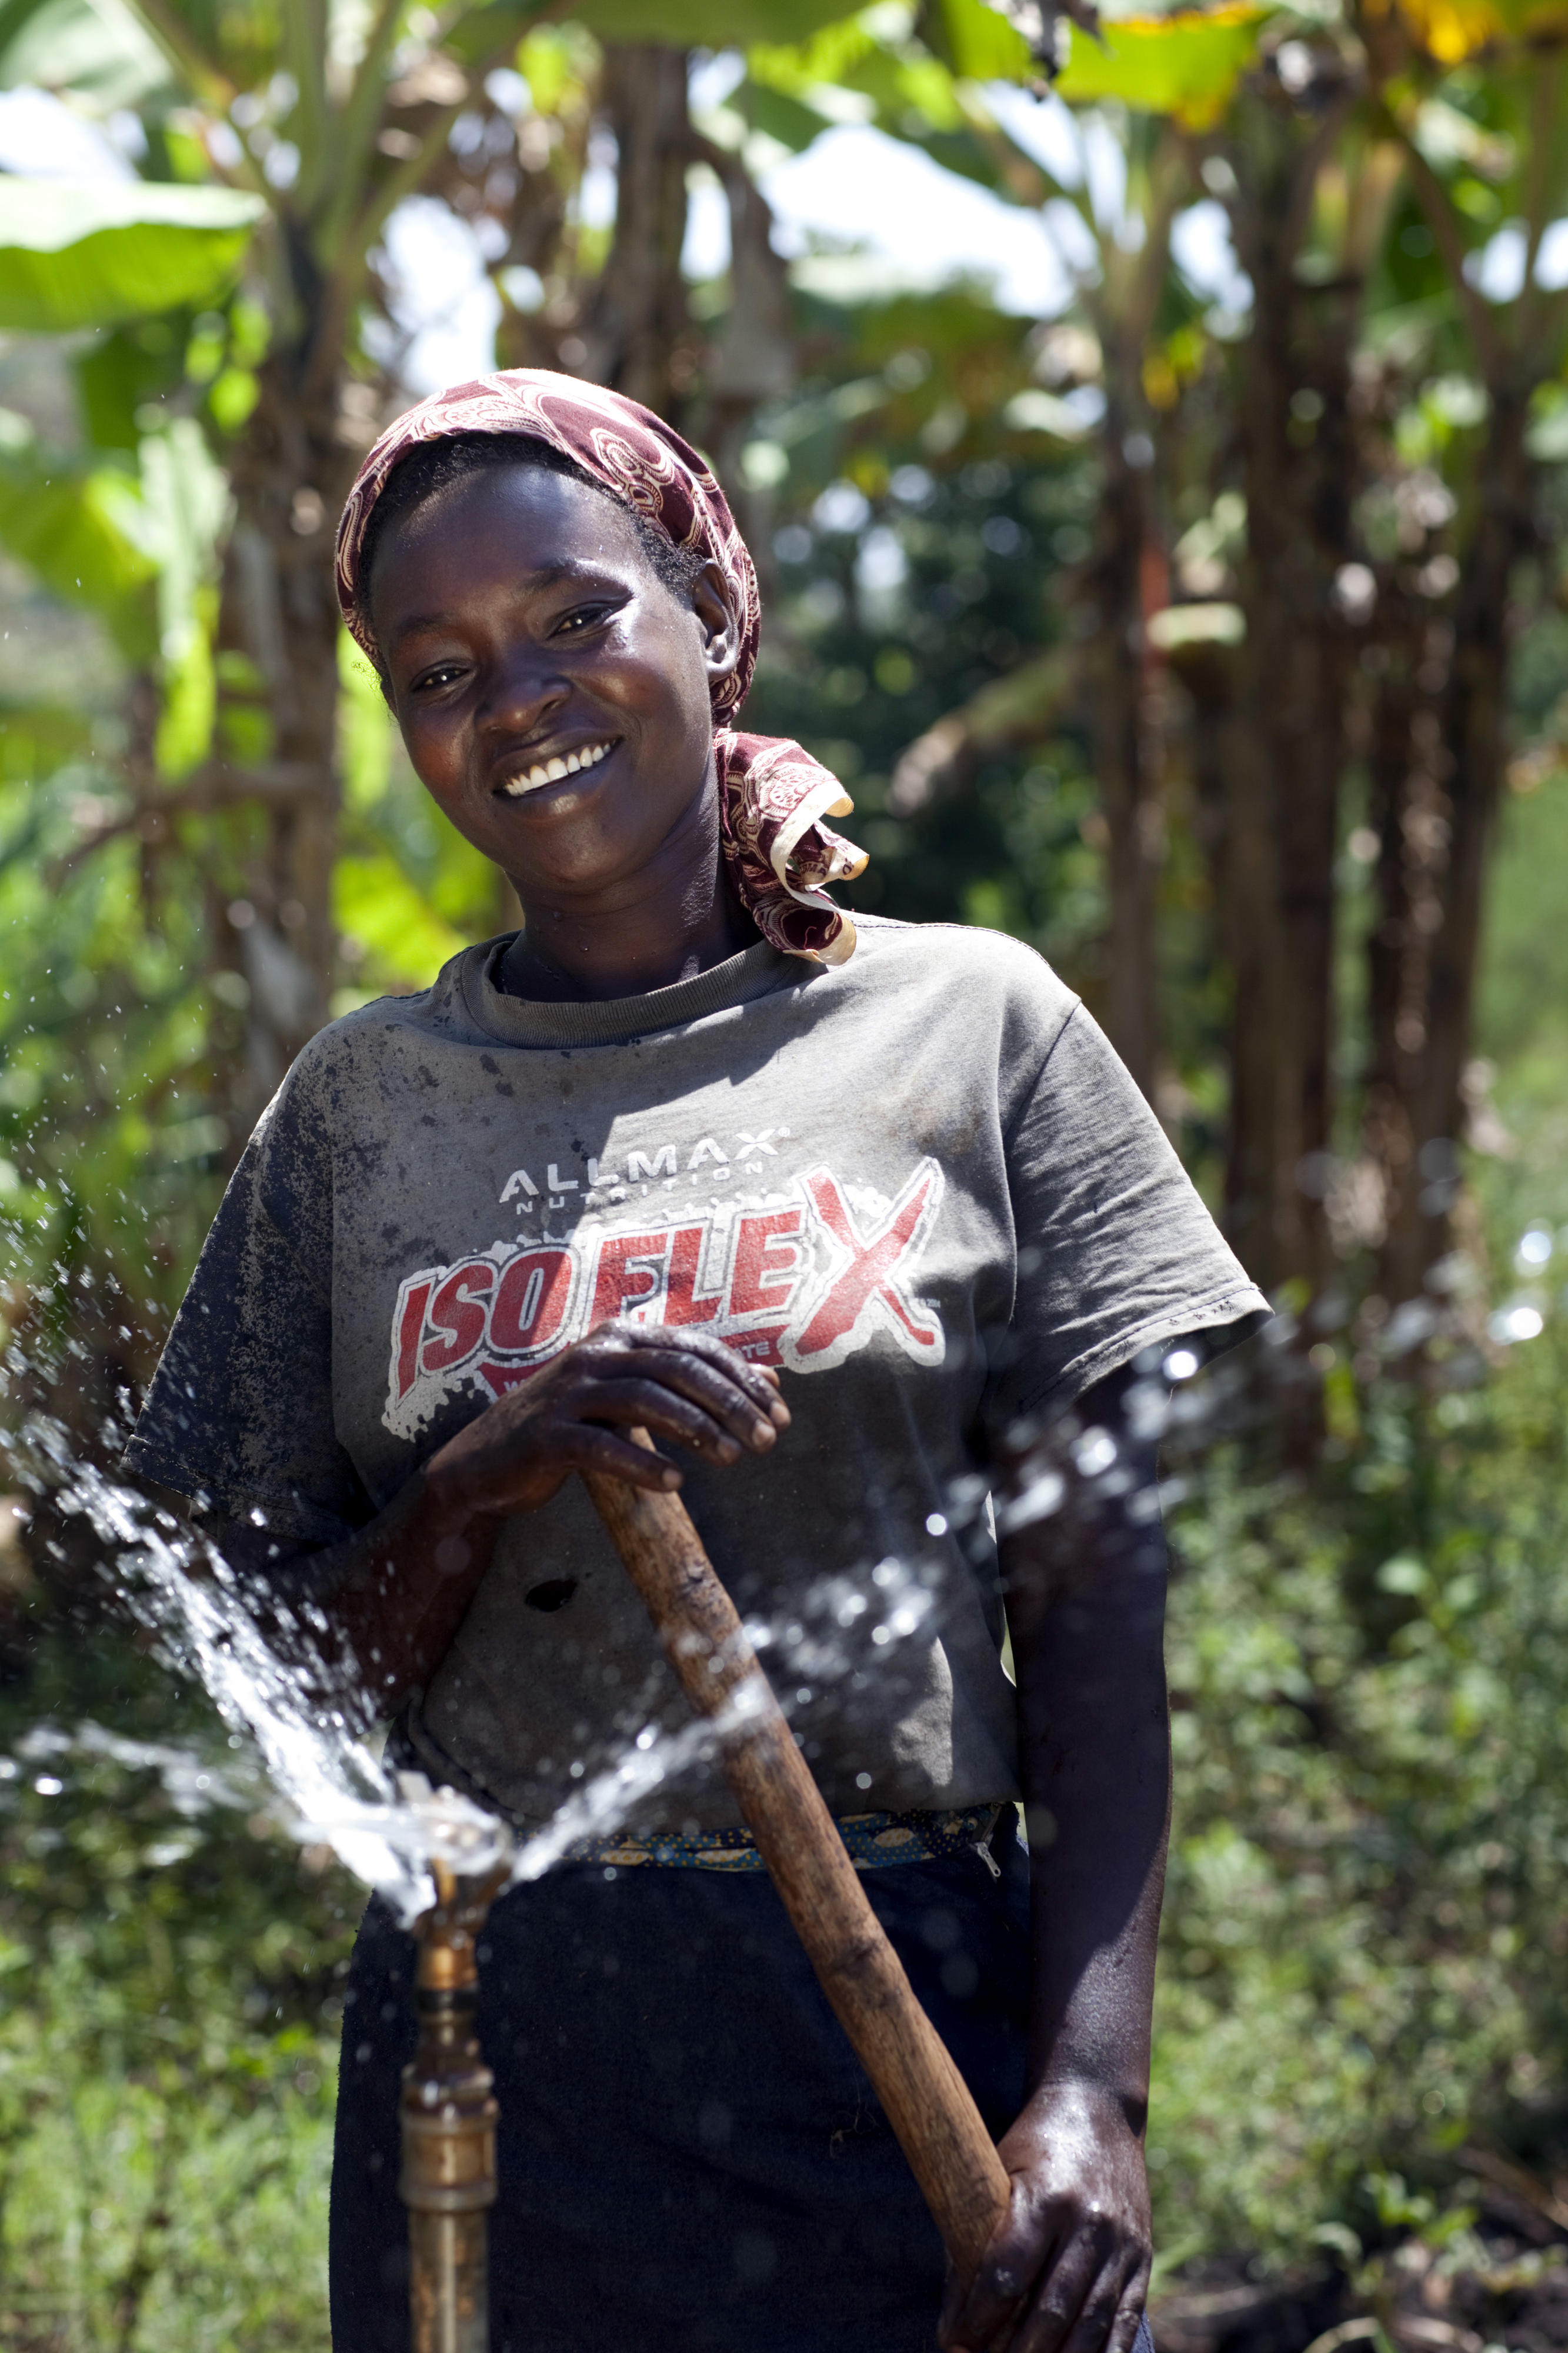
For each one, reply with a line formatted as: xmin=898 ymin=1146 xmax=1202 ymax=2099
xmin=497 ymin=738 xmax=617 ymax=798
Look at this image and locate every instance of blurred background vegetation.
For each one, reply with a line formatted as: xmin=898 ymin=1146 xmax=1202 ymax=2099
xmin=1 ymin=0 xmax=1568 ymax=2341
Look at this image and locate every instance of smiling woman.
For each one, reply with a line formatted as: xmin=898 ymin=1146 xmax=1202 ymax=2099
xmin=125 ymin=369 xmax=1269 ymax=2353
xmin=363 ymin=439 xmax=746 ymax=1001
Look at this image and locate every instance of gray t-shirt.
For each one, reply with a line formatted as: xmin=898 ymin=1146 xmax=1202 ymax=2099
xmin=128 ymin=915 xmax=1267 ymax=1830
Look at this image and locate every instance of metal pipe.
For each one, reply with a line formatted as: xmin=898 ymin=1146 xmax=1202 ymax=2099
xmin=402 ymin=1850 xmax=509 ymax=2353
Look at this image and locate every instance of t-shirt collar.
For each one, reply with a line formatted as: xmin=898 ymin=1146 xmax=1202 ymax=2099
xmin=458 ymin=933 xmax=803 ymax=1048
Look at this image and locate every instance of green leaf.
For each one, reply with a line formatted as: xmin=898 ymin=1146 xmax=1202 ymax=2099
xmin=748 ymin=19 xmax=1029 ymax=196
xmin=920 ymin=0 xmax=1036 ymax=84
xmin=738 ymin=76 xmax=836 ymax=153
xmin=0 ymin=0 xmax=173 ymax=109
xmin=0 ymin=181 xmax=265 ymax=332
xmin=572 ymin=0 xmax=860 ymax=44
xmin=333 ymin=853 xmax=469 ymax=988
xmin=0 ymin=436 xmax=156 ymax=659
xmin=74 ymin=321 xmax=187 ymax=454
xmin=1055 ymin=8 xmax=1265 ymax=129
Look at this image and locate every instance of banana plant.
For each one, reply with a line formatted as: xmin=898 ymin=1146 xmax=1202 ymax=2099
xmin=748 ymin=0 xmax=1265 ymax=1098
xmin=0 ymin=0 xmax=863 ymax=1125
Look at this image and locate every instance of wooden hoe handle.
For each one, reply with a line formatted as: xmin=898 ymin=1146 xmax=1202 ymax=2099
xmin=582 ymin=1442 xmax=1013 ymax=2284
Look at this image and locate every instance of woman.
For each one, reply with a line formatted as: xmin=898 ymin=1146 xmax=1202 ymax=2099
xmin=128 ymin=371 xmax=1268 ymax=2353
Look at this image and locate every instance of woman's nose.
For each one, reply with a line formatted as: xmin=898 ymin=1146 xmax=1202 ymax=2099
xmin=477 ymin=645 xmax=571 ymax=738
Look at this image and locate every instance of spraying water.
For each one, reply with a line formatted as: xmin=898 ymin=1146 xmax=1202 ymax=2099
xmin=2 ymin=1398 xmax=1020 ymax=1921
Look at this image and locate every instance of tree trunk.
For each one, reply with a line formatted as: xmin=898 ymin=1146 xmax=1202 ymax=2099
xmin=1365 ymin=581 xmax=1431 ymax=1299
xmin=1085 ymin=415 xmax=1162 ymax=1102
xmin=1367 ymin=388 xmax=1533 ymax=1304
xmin=700 ymin=156 xmax=796 ymax=608
xmin=582 ymin=46 xmax=696 ymax=416
xmin=219 ymin=350 xmax=356 ymax=1125
xmin=1222 ymin=94 xmax=1357 ymax=1299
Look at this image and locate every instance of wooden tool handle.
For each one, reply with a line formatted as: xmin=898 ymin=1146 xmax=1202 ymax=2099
xmin=582 ymin=1445 xmax=1013 ymax=2283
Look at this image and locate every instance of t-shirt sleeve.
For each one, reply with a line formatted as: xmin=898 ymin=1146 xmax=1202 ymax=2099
xmin=123 ymin=1049 xmax=373 ymax=1548
xmin=986 ymin=1000 xmax=1271 ymax=1426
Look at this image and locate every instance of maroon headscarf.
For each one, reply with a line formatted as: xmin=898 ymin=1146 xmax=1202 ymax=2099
xmin=335 ymin=369 xmax=865 ymax=965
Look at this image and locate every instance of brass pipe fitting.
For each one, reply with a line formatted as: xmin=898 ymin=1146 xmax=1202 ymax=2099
xmin=402 ymin=1850 xmax=510 ymax=2353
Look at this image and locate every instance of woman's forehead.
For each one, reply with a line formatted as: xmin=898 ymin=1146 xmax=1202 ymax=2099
xmin=371 ymin=462 xmax=651 ymax=615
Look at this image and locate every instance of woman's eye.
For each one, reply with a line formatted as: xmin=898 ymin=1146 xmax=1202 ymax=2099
xmin=555 ymin=602 xmax=612 ymax=638
xmin=412 ymin=662 xmax=465 ymax=692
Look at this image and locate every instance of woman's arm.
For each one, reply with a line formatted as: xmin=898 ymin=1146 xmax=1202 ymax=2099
xmin=233 ymin=1322 xmax=789 ymax=1729
xmin=942 ymin=1367 xmax=1169 ymax=2353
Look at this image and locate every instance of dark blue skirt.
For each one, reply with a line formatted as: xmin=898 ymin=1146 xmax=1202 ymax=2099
xmin=329 ymin=1810 xmax=1129 ymax=2352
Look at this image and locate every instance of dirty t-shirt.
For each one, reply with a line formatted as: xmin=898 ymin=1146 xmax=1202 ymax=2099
xmin=126 ymin=915 xmax=1269 ymax=1831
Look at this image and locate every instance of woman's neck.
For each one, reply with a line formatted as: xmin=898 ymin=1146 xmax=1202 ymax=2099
xmin=501 ymin=821 xmax=758 ymax=1003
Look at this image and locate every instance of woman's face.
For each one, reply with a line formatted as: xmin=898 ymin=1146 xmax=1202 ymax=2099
xmin=368 ymin=462 xmax=740 ymax=902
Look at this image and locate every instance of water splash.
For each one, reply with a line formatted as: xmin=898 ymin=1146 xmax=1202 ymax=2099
xmin=0 ymin=1302 xmax=1409 ymax=1927
xmin=4 ymin=1407 xmax=982 ymax=1925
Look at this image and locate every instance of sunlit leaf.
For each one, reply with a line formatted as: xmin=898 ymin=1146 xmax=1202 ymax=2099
xmin=1381 ymin=0 xmax=1568 ymax=59
xmin=920 ymin=0 xmax=1037 ymax=82
xmin=571 ymin=0 xmax=861 ymax=42
xmin=748 ymin=18 xmax=1024 ymax=193
xmin=0 ymin=181 xmax=265 ymax=332
xmin=0 ymin=439 xmax=156 ymax=659
xmin=334 ymin=853 xmax=469 ymax=988
xmin=0 ymin=0 xmax=171 ymax=110
xmin=338 ymin=631 xmax=393 ymax=811
xmin=1056 ymin=7 xmax=1265 ymax=128
xmin=739 ymin=76 xmax=836 ymax=152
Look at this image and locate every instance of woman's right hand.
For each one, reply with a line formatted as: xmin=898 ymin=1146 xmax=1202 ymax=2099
xmin=420 ymin=1319 xmax=789 ymax=1536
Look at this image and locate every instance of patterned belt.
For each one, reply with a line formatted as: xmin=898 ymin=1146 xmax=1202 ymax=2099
xmin=562 ymin=1802 xmax=1009 ymax=1874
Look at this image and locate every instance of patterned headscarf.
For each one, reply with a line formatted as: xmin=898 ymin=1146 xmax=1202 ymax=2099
xmin=335 ymin=369 xmax=865 ymax=965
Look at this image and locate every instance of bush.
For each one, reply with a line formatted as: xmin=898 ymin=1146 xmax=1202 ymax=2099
xmin=1151 ymin=1326 xmax=1568 ymax=2263
xmin=0 ymin=1635 xmax=358 ymax=2350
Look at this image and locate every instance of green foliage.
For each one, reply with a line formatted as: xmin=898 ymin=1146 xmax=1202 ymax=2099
xmin=1151 ymin=1334 xmax=1568 ymax=2257
xmin=1054 ymin=7 xmax=1266 ymax=129
xmin=0 ymin=0 xmax=171 ymax=115
xmin=333 ymin=634 xmax=507 ymax=996
xmin=0 ymin=1628 xmax=358 ymax=2349
xmin=0 ymin=421 xmax=157 ymax=664
xmin=919 ymin=0 xmax=1036 ymax=85
xmin=576 ymin=0 xmax=859 ymax=42
xmin=0 ymin=184 xmax=264 ymax=334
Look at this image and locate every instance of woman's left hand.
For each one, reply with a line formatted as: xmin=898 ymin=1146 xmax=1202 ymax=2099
xmin=938 ymin=2079 xmax=1152 ymax=2353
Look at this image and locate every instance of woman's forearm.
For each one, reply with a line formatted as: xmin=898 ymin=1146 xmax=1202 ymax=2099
xmin=998 ymin=1371 xmax=1172 ymax=2117
xmin=1006 ymin=1525 xmax=1170 ymax=2117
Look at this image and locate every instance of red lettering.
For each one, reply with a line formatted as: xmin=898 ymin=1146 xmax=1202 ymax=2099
xmin=796 ymin=1166 xmax=942 ymax=1360
xmin=491 ymin=1247 xmax=576 ymax=1357
xmin=728 ymin=1208 xmax=805 ymax=1318
xmin=590 ymin=1230 xmax=670 ymax=1325
xmin=478 ymin=1361 xmax=536 ymax=1399
xmin=393 ymin=1277 xmax=433 ymax=1402
xmin=421 ymin=1259 xmax=496 ymax=1375
xmin=663 ymin=1220 xmax=722 ymax=1326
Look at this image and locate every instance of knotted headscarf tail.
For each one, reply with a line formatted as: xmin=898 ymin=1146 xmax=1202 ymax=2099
xmin=335 ymin=368 xmax=866 ymax=965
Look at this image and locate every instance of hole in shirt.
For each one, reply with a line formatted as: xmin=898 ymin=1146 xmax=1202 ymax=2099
xmin=524 ymin=1578 xmax=579 ymax=1613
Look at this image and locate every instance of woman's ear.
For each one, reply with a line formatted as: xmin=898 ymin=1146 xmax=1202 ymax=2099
xmin=691 ymin=559 xmax=742 ymax=689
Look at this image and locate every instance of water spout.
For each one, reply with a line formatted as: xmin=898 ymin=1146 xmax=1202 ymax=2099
xmin=396 ymin=1775 xmax=513 ymax=2353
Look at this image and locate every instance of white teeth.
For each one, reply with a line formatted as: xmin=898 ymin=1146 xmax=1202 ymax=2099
xmin=499 ymin=741 xmax=613 ymax=797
